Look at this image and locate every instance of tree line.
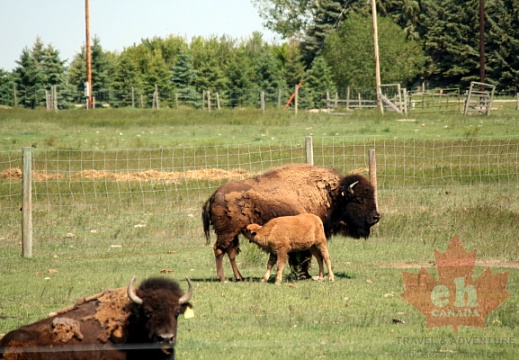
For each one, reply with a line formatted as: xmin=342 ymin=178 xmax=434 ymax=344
xmin=1 ymin=0 xmax=517 ymax=109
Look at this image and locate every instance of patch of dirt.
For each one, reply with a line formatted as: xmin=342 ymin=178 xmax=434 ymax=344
xmin=0 ymin=167 xmax=255 ymax=182
xmin=1 ymin=166 xmax=369 ymax=182
xmin=378 ymin=260 xmax=519 ymax=269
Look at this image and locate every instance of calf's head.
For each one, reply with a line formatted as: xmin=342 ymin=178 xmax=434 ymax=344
xmin=243 ymin=223 xmax=262 ymax=241
xmin=127 ymin=276 xmax=193 ymax=352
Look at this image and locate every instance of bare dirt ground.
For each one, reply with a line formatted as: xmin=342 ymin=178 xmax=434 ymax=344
xmin=0 ymin=168 xmax=255 ymax=182
xmin=0 ymin=167 xmax=368 ymax=182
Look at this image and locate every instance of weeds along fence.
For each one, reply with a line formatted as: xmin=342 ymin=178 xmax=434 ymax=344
xmin=1 ymin=135 xmax=519 ymax=261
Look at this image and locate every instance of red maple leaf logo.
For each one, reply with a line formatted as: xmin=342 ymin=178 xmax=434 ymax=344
xmin=401 ymin=234 xmax=511 ymax=333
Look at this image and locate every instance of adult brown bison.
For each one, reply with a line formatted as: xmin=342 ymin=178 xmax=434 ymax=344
xmin=202 ymin=163 xmax=380 ymax=282
xmin=0 ymin=276 xmax=193 ymax=360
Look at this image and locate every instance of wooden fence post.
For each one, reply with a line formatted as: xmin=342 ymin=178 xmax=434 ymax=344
xmin=22 ymin=147 xmax=33 ymax=258
xmin=305 ymin=136 xmax=313 ymax=165
xmin=294 ymin=84 xmax=299 ymax=115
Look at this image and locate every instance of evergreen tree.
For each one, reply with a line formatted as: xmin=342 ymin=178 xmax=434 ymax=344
xmin=224 ymin=48 xmax=257 ymax=107
xmin=253 ymin=50 xmax=285 ymax=106
xmin=112 ymin=53 xmax=143 ymax=107
xmin=302 ymin=0 xmax=352 ymax=66
xmin=90 ymin=36 xmax=115 ymax=103
xmin=144 ymin=49 xmax=172 ymax=106
xmin=171 ymin=53 xmax=200 ymax=108
xmin=41 ymin=44 xmax=72 ymax=108
xmin=301 ymin=56 xmax=336 ymax=108
xmin=421 ymin=0 xmax=480 ymax=87
xmin=194 ymin=56 xmax=229 ymax=93
xmin=67 ymin=49 xmax=87 ymax=103
xmin=280 ymin=39 xmax=306 ymax=88
xmin=0 ymin=69 xmax=15 ymax=106
xmin=484 ymin=0 xmax=519 ymax=91
xmin=68 ymin=36 xmax=117 ymax=105
xmin=13 ymin=45 xmax=45 ymax=108
xmin=380 ymin=0 xmax=422 ymax=40
xmin=190 ymin=36 xmax=230 ymax=93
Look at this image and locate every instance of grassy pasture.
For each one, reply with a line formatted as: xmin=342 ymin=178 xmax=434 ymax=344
xmin=0 ymin=107 xmax=518 ymax=359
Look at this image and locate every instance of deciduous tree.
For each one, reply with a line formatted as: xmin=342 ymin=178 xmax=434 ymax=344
xmin=323 ymin=12 xmax=426 ymax=90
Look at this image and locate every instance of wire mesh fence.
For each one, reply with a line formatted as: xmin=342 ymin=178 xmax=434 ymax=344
xmin=1 ymin=135 xmax=518 ymax=259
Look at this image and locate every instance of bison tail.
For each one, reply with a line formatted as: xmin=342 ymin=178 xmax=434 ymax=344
xmin=202 ymin=197 xmax=213 ymax=245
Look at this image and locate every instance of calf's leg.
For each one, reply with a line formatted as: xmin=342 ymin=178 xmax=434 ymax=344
xmin=309 ymin=246 xmax=325 ymax=281
xmin=262 ymin=253 xmax=277 ymax=282
xmin=315 ymin=243 xmax=334 ymax=282
xmin=275 ymin=250 xmax=288 ymax=284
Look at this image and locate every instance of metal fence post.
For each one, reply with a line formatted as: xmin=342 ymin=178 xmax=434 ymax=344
xmin=22 ymin=147 xmax=33 ymax=258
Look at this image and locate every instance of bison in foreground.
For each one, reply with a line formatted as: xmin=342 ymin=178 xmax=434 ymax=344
xmin=0 ymin=276 xmax=193 ymax=360
xmin=202 ymin=163 xmax=380 ymax=281
xmin=243 ymin=213 xmax=334 ymax=284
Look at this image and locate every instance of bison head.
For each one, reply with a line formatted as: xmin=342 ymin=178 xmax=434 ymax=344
xmin=329 ymin=174 xmax=380 ymax=239
xmin=127 ymin=276 xmax=193 ymax=356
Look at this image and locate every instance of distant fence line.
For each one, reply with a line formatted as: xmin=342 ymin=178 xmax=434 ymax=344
xmin=1 ymin=135 xmax=518 ymax=258
xmin=2 ymin=84 xmax=518 ymax=113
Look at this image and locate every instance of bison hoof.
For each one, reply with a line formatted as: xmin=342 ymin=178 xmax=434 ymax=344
xmin=312 ymin=276 xmax=325 ymax=282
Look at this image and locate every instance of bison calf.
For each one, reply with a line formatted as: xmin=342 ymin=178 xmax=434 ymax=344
xmin=243 ymin=213 xmax=334 ymax=284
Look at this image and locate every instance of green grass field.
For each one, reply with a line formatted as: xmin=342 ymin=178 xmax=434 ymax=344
xmin=0 ymin=107 xmax=518 ymax=359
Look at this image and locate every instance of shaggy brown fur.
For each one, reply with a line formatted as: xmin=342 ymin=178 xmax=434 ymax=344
xmin=243 ymin=213 xmax=334 ymax=284
xmin=51 ymin=317 xmax=84 ymax=343
xmin=202 ymin=163 xmax=380 ymax=281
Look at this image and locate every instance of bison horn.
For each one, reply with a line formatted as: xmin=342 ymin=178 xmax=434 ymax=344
xmin=127 ymin=276 xmax=143 ymax=305
xmin=178 ymin=278 xmax=193 ymax=305
xmin=348 ymin=181 xmax=359 ymax=195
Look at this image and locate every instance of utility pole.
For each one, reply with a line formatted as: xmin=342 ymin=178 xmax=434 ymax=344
xmin=371 ymin=0 xmax=383 ymax=113
xmin=85 ymin=0 xmax=93 ymax=109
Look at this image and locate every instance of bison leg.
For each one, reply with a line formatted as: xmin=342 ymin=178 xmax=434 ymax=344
xmin=275 ymin=251 xmax=288 ymax=285
xmin=227 ymin=237 xmax=244 ymax=281
xmin=262 ymin=253 xmax=277 ymax=282
xmin=214 ymin=235 xmax=243 ymax=282
xmin=213 ymin=245 xmax=227 ymax=281
xmin=288 ymin=251 xmax=312 ymax=280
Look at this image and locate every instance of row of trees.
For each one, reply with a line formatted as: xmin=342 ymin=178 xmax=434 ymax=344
xmin=254 ymin=0 xmax=519 ymax=89
xmin=0 ymin=34 xmax=341 ymax=109
xmin=1 ymin=0 xmax=517 ymax=109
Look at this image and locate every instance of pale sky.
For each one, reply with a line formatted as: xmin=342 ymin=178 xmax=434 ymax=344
xmin=0 ymin=0 xmax=279 ymax=71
